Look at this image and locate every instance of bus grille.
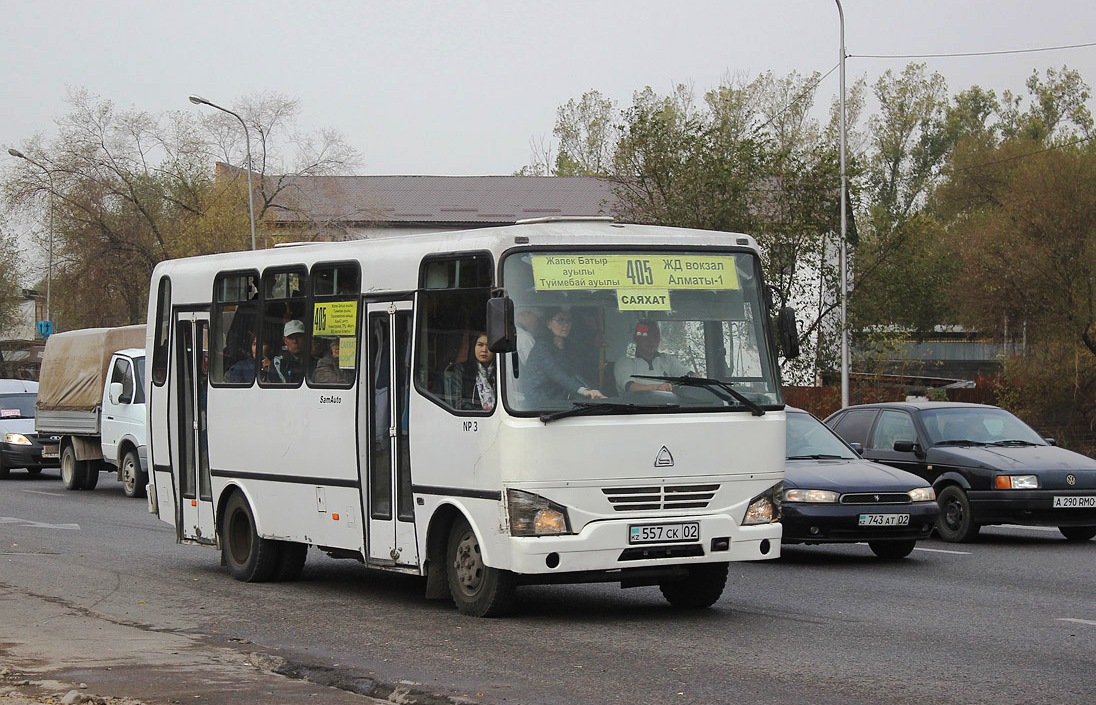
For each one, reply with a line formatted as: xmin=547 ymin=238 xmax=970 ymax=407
xmin=603 ymin=484 xmax=719 ymax=512
xmin=840 ymin=492 xmax=911 ymax=505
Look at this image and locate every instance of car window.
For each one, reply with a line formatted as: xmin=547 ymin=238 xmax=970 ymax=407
xmin=829 ymin=408 xmax=877 ymax=446
xmin=922 ymin=407 xmax=1045 ymax=445
xmin=0 ymin=393 xmax=36 ymax=419
xmin=787 ymin=412 xmax=857 ymax=459
xmin=869 ymin=410 xmax=918 ymax=451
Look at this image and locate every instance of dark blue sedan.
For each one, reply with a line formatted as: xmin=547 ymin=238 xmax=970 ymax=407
xmin=781 ymin=408 xmax=940 ymax=559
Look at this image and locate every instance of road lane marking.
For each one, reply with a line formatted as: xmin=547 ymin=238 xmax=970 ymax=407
xmin=913 ymin=546 xmax=973 ymax=555
xmin=0 ymin=516 xmax=81 ymax=530
xmin=1057 ymin=618 xmax=1096 ymax=627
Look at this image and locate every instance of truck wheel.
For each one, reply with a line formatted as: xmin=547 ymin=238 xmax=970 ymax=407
xmin=82 ymin=460 xmax=100 ymax=490
xmin=446 ymin=517 xmax=516 ymax=617
xmin=60 ymin=443 xmax=87 ymax=491
xmin=120 ymin=450 xmax=146 ymax=498
xmin=221 ymin=491 xmax=281 ymax=582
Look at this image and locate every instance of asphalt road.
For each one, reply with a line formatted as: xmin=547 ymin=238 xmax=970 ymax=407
xmin=2 ymin=471 xmax=1094 ymax=705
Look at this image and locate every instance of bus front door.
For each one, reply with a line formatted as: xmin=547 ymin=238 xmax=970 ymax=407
xmin=173 ymin=311 xmax=215 ymax=544
xmin=363 ymin=301 xmax=418 ymax=568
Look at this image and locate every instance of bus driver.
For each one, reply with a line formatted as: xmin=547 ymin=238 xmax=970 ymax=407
xmin=614 ymin=320 xmax=693 ymax=394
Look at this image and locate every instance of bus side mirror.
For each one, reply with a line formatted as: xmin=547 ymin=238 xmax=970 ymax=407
xmin=486 ymin=295 xmax=516 ymax=353
xmin=777 ymin=306 xmax=800 ymax=359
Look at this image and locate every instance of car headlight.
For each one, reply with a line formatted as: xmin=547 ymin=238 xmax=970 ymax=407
xmin=507 ymin=489 xmax=572 ymax=536
xmin=995 ymin=475 xmax=1039 ymax=490
xmin=909 ymin=487 xmax=936 ymax=502
xmin=4 ymin=433 xmax=32 ymax=445
xmin=743 ymin=482 xmax=783 ymax=524
xmin=783 ymin=488 xmax=840 ymax=503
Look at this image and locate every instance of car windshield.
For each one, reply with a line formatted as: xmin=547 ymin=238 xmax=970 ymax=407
xmin=787 ymin=411 xmax=858 ymax=459
xmin=921 ymin=407 xmax=1046 ymax=446
xmin=501 ymin=249 xmax=783 ymax=415
xmin=0 ymin=393 xmax=36 ymax=419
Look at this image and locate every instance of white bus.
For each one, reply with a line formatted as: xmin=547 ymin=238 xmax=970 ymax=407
xmin=145 ymin=218 xmax=799 ymax=616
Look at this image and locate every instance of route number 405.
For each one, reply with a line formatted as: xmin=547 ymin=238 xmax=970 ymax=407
xmin=626 ymin=259 xmax=654 ymax=286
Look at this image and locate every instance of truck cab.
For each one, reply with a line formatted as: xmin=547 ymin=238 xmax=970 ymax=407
xmin=100 ymin=348 xmax=147 ymax=497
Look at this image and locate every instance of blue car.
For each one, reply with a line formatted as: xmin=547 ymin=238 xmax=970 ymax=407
xmin=781 ymin=408 xmax=939 ymax=559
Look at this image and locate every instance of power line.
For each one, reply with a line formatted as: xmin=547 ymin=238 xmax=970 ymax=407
xmin=851 ymin=41 xmax=1096 ymax=61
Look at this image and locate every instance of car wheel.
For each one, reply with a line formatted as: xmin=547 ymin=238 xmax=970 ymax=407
xmin=868 ymin=539 xmax=917 ymax=560
xmin=936 ymin=486 xmax=980 ymax=542
xmin=1058 ymin=526 xmax=1096 ymax=542
xmin=659 ymin=562 xmax=729 ymax=609
xmin=120 ymin=450 xmax=146 ymax=498
xmin=274 ymin=541 xmax=308 ymax=581
xmin=220 ymin=491 xmax=281 ymax=582
xmin=446 ymin=516 xmax=516 ymax=617
xmin=0 ymin=457 xmax=9 ymax=479
xmin=60 ymin=443 xmax=86 ymax=491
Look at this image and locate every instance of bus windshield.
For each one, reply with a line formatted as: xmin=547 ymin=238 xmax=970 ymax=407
xmin=502 ymin=249 xmax=782 ymax=414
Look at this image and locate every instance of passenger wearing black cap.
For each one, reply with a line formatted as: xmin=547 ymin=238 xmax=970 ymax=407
xmin=614 ymin=320 xmax=692 ymax=394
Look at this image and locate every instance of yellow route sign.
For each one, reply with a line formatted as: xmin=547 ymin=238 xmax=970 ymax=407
xmin=532 ymin=254 xmax=739 ymax=291
xmin=313 ymin=300 xmax=358 ymax=336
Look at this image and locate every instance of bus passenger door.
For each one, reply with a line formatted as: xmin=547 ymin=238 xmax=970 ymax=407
xmin=363 ymin=301 xmax=418 ymax=567
xmin=173 ymin=311 xmax=215 ymax=544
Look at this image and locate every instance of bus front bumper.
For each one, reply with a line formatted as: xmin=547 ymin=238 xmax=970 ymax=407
xmin=506 ymin=515 xmax=782 ymax=575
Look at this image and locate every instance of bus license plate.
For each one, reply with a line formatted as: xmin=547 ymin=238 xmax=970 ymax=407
xmin=1053 ymin=496 xmax=1096 ymax=508
xmin=858 ymin=513 xmax=910 ymax=526
xmin=41 ymin=445 xmax=59 ymax=459
xmin=629 ymin=522 xmax=700 ymax=544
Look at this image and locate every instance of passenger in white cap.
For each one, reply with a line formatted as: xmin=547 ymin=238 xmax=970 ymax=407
xmin=271 ymin=319 xmax=306 ymax=384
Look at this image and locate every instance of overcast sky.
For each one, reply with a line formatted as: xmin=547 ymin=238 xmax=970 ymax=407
xmin=2 ymin=1 xmax=1094 ymax=176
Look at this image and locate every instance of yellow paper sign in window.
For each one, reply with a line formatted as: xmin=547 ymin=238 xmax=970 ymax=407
xmin=532 ymin=254 xmax=739 ymax=291
xmin=617 ymin=289 xmax=671 ymax=311
xmin=313 ymin=300 xmax=358 ymax=336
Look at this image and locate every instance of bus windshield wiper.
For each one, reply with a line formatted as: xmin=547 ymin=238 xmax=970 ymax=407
xmin=540 ymin=401 xmax=679 ymax=423
xmin=634 ymin=375 xmax=766 ymax=416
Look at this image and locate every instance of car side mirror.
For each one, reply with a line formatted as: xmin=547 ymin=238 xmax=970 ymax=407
xmin=893 ymin=439 xmax=925 ymax=459
xmin=849 ymin=442 xmax=863 ymax=455
xmin=1044 ymin=437 xmax=1057 ymax=447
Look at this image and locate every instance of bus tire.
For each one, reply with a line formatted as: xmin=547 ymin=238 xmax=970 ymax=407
xmin=446 ymin=517 xmax=516 ymax=617
xmin=60 ymin=443 xmax=86 ymax=491
xmin=659 ymin=562 xmax=729 ymax=609
xmin=221 ymin=491 xmax=281 ymax=582
xmin=120 ymin=450 xmax=146 ymax=498
xmin=274 ymin=542 xmax=308 ymax=581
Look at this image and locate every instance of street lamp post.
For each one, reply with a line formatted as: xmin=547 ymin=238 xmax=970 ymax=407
xmin=188 ymin=95 xmax=257 ymax=250
xmin=835 ymin=0 xmax=850 ymax=408
xmin=8 ymin=148 xmax=55 ymax=332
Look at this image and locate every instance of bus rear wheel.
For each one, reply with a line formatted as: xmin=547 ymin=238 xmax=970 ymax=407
xmin=446 ymin=517 xmax=516 ymax=617
xmin=221 ymin=491 xmax=281 ymax=582
xmin=659 ymin=562 xmax=729 ymax=609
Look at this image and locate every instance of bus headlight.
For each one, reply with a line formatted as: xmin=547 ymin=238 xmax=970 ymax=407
xmin=507 ymin=489 xmax=573 ymax=537
xmin=743 ymin=482 xmax=782 ymax=525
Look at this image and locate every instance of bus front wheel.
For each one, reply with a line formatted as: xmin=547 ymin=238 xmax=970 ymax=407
xmin=659 ymin=562 xmax=729 ymax=609
xmin=221 ymin=492 xmax=281 ymax=582
xmin=446 ymin=517 xmax=516 ymax=617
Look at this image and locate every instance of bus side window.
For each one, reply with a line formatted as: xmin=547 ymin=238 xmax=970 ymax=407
xmin=414 ymin=253 xmax=493 ymax=413
xmin=309 ymin=262 xmax=360 ymax=387
xmin=211 ymin=271 xmax=259 ymax=385
xmin=260 ymin=269 xmax=308 ymax=387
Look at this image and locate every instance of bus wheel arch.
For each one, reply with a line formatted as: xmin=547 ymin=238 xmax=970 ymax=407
xmin=219 ymin=489 xmax=281 ymax=582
